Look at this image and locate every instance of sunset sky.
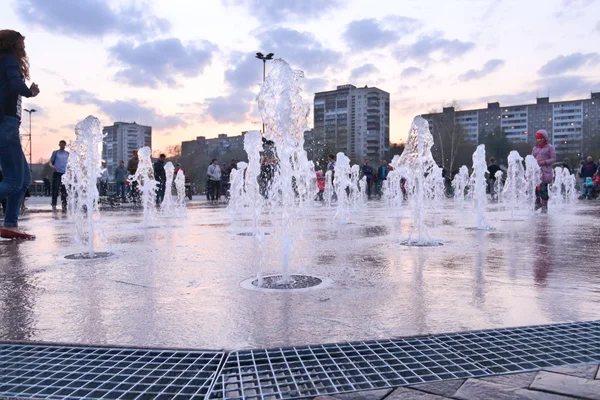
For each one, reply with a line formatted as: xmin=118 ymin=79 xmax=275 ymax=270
xmin=2 ymin=0 xmax=600 ymax=162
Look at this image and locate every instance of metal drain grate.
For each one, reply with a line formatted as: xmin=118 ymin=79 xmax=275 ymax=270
xmin=1 ymin=321 xmax=599 ymax=399
xmin=210 ymin=320 xmax=600 ymax=399
xmin=0 ymin=345 xmax=224 ymax=399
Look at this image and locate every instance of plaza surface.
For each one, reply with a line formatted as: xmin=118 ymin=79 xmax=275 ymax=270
xmin=1 ymin=197 xmax=599 ymax=351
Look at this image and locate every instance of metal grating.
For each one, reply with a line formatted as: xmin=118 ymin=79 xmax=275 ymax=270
xmin=210 ymin=320 xmax=600 ymax=399
xmin=0 ymin=345 xmax=224 ymax=399
xmin=0 ymin=321 xmax=599 ymax=399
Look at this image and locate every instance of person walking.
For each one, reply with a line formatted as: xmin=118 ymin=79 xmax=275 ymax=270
xmin=49 ymin=140 xmax=69 ymax=212
xmin=207 ymin=158 xmax=221 ymax=202
xmin=43 ymin=175 xmax=50 ymax=196
xmin=376 ymin=160 xmax=389 ymax=199
xmin=98 ymin=160 xmax=109 ymax=196
xmin=578 ymin=156 xmax=597 ymax=199
xmin=127 ymin=150 xmax=139 ymax=204
xmin=0 ymin=168 xmax=7 ymax=216
xmin=114 ymin=160 xmax=127 ymax=200
xmin=0 ymin=30 xmax=40 ymax=239
xmin=532 ymin=129 xmax=556 ymax=213
xmin=487 ymin=157 xmax=501 ymax=200
xmin=361 ymin=159 xmax=374 ymax=200
xmin=153 ymin=153 xmax=166 ymax=205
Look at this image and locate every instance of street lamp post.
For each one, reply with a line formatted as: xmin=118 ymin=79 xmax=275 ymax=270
xmin=255 ymin=52 xmax=274 ymax=134
xmin=23 ymin=108 xmax=36 ymax=170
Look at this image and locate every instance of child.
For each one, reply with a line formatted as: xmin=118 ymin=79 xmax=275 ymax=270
xmin=315 ymin=170 xmax=325 ymax=201
xmin=583 ymin=177 xmax=594 ymax=199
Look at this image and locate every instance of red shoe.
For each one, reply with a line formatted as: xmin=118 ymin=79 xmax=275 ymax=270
xmin=0 ymin=229 xmax=36 ymax=240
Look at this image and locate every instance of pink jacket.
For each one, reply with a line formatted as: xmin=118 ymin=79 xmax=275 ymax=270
xmin=532 ymin=144 xmax=556 ymax=183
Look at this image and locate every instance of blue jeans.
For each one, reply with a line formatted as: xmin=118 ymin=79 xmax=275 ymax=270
xmin=0 ymin=117 xmax=31 ymax=227
xmin=116 ymin=182 xmax=126 ymax=198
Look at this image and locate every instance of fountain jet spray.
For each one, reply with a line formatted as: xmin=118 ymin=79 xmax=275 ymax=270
xmin=62 ymin=116 xmax=106 ymax=258
xmin=524 ymin=155 xmax=541 ymax=212
xmin=502 ymin=151 xmax=526 ymax=219
xmin=130 ymin=146 xmax=157 ymax=228
xmin=397 ymin=116 xmax=438 ymax=245
xmin=471 ymin=144 xmax=490 ymax=230
xmin=256 ymin=59 xmax=315 ymax=282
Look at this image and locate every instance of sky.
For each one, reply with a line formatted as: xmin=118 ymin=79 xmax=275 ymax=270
xmin=2 ymin=0 xmax=600 ymax=162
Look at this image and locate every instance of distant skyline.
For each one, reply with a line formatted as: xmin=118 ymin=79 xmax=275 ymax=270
xmin=2 ymin=0 xmax=600 ymax=161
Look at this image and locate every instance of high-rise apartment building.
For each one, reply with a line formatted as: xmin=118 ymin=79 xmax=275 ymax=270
xmin=311 ymin=85 xmax=390 ymax=162
xmin=102 ymin=122 xmax=152 ymax=175
xmin=422 ymin=93 xmax=600 ymax=157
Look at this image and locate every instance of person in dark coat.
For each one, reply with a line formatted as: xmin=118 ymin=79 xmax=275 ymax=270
xmin=153 ymin=154 xmax=166 ymax=205
xmin=0 ymin=30 xmax=40 ymax=239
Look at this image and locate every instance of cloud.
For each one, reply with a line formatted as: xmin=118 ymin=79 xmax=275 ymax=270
xmin=597 ymin=20 xmax=600 ymax=32
xmin=303 ymin=77 xmax=329 ymax=94
xmin=21 ymin=103 xmax=44 ymax=117
xmin=14 ymin=0 xmax=170 ymax=39
xmin=40 ymin=68 xmax=70 ymax=86
xmin=538 ymin=52 xmax=600 ymax=76
xmin=554 ymin=0 xmax=596 ymax=19
xmin=109 ymin=38 xmax=217 ymax=88
xmin=400 ymin=67 xmax=422 ymax=79
xmin=534 ymin=75 xmax=600 ymax=98
xmin=479 ymin=75 xmax=599 ymax=105
xmin=203 ymin=90 xmax=255 ymax=124
xmin=344 ymin=19 xmax=398 ymax=51
xmin=344 ymin=17 xmax=421 ymax=51
xmin=224 ymin=53 xmax=263 ymax=90
xmin=459 ymin=59 xmax=505 ymax=82
xmin=62 ymin=90 xmax=187 ymax=130
xmin=350 ymin=64 xmax=379 ymax=80
xmin=206 ymin=28 xmax=339 ymax=124
xmin=256 ymin=27 xmax=341 ymax=74
xmin=395 ymin=33 xmax=475 ymax=62
xmin=223 ymin=0 xmax=341 ymax=21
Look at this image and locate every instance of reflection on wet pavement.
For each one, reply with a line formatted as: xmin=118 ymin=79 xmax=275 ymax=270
xmin=0 ymin=200 xmax=599 ymax=350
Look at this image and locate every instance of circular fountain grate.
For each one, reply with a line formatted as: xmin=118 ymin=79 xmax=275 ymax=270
xmin=398 ymin=240 xmax=443 ymax=247
xmin=65 ymin=252 xmax=113 ymax=260
xmin=241 ymin=274 xmax=332 ymax=292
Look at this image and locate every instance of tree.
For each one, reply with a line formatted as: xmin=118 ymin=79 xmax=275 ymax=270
xmin=479 ymin=126 xmax=511 ymax=163
xmin=385 ymin=142 xmax=405 ymax=162
xmin=310 ymin=137 xmax=336 ymax=172
xmin=165 ymin=144 xmax=181 ymax=163
xmin=36 ymin=158 xmax=54 ymax=181
xmin=152 ymin=144 xmax=182 ymax=162
xmin=428 ymin=102 xmax=471 ymax=173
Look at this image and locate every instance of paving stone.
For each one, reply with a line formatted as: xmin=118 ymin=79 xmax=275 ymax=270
xmin=513 ymin=388 xmax=586 ymax=400
xmin=453 ymin=379 xmax=521 ymax=400
xmin=530 ymin=371 xmax=600 ymax=400
xmin=333 ymin=388 xmax=393 ymax=400
xmin=480 ymin=372 xmax=538 ymax=388
xmin=450 ymin=378 xmax=576 ymax=400
xmin=545 ymin=363 xmax=600 ymax=379
xmin=386 ymin=387 xmax=449 ymax=399
xmin=408 ymin=379 xmax=465 ymax=396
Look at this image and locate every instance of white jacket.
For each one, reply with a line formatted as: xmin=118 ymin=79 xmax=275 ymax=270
xmin=207 ymin=164 xmax=222 ymax=181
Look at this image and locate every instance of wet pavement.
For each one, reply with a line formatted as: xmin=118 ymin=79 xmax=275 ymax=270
xmin=1 ymin=198 xmax=600 ymax=350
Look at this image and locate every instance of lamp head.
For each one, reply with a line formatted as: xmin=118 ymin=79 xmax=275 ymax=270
xmin=266 ymin=53 xmax=274 ymax=59
xmin=255 ymin=52 xmax=264 ymax=59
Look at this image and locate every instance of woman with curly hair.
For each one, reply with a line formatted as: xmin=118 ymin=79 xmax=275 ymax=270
xmin=0 ymin=30 xmax=40 ymax=239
